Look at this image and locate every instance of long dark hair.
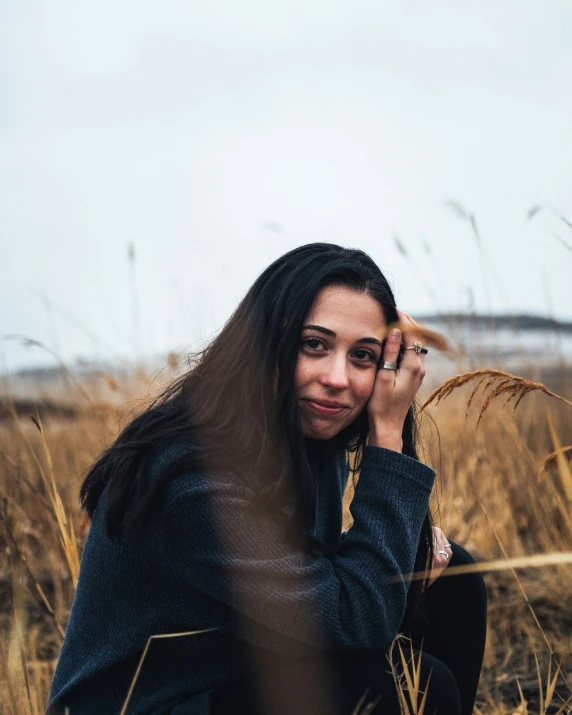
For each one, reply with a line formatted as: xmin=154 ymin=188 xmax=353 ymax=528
xmin=81 ymin=243 xmax=434 ymax=613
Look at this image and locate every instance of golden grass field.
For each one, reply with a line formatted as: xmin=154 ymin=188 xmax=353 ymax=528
xmin=1 ymin=354 xmax=572 ymax=714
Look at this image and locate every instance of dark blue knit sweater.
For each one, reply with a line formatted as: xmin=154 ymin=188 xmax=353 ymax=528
xmin=47 ymin=444 xmax=435 ymax=714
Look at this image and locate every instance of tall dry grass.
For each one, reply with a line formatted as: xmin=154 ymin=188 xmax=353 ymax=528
xmin=1 ymin=360 xmax=572 ymax=713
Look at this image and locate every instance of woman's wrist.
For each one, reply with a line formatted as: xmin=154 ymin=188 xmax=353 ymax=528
xmin=368 ymin=427 xmax=403 ymax=452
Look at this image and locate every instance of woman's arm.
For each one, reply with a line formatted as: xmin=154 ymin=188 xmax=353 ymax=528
xmin=160 ymin=446 xmax=435 ymax=656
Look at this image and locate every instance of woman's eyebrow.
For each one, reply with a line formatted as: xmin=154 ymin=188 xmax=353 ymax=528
xmin=303 ymin=324 xmax=336 ymax=337
xmin=356 ymin=337 xmax=383 ymax=348
xmin=302 ymin=325 xmax=383 ymax=348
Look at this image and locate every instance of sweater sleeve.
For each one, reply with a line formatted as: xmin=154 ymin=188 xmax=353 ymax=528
xmin=160 ymin=446 xmax=435 ymax=655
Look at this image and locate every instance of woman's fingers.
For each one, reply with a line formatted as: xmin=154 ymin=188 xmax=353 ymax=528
xmin=368 ymin=310 xmax=427 ymax=434
xmin=425 ymin=526 xmax=452 ymax=589
xmin=397 ymin=309 xmax=422 ymax=345
xmin=396 ymin=308 xmax=418 ymax=326
xmin=395 ymin=309 xmax=426 ymax=380
xmin=381 ymin=328 xmax=402 ymax=367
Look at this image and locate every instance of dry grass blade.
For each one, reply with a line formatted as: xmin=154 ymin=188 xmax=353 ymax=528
xmin=416 ymin=672 xmax=431 ymax=715
xmin=515 ymin=676 xmax=528 ymax=714
xmin=388 ymin=635 xmax=430 ymax=715
xmin=545 ymin=408 xmax=572 ymax=504
xmin=397 ymin=680 xmax=411 ymax=715
xmin=8 ymin=554 xmax=37 ymax=715
xmin=551 ymin=232 xmax=572 ymax=254
xmin=398 ymin=551 xmax=572 ymax=582
xmin=350 ymin=687 xmax=382 ymax=715
xmin=553 ymin=693 xmax=572 ymax=715
xmin=394 ymin=234 xmax=409 ymax=258
xmin=527 ymin=204 xmax=572 ymax=252
xmin=545 ymin=660 xmax=561 ymax=714
xmin=540 ymin=446 xmax=572 ymax=476
xmin=3 ymin=398 xmax=79 ymax=584
xmin=479 ymin=504 xmax=572 ymax=698
xmin=535 ymin=654 xmax=545 ymax=715
xmin=0 ymin=639 xmax=18 ymax=715
xmin=350 ymin=687 xmax=371 ymax=715
xmin=444 ymin=198 xmax=471 ymax=222
xmin=538 ymin=653 xmax=572 ymax=715
xmin=0 ymin=447 xmax=53 ymax=511
xmin=0 ymin=498 xmax=65 ymax=640
xmin=29 ymin=414 xmax=80 ymax=587
xmin=119 ymin=628 xmax=219 ymax=715
xmin=481 ymin=506 xmax=553 ymax=647
xmin=358 ymin=695 xmax=382 ymax=715
xmin=444 ymin=198 xmax=482 ymax=248
xmin=398 ymin=641 xmax=417 ymax=704
xmin=388 ymin=636 xmax=411 ymax=715
xmin=413 ymin=637 xmax=423 ymax=696
xmin=13 ymin=601 xmax=33 ymax=714
xmin=419 ymin=369 xmax=572 ymax=427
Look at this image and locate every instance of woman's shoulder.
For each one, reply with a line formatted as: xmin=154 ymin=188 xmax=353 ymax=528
xmin=151 ymin=440 xmax=253 ymax=506
xmin=150 ymin=440 xmax=198 ymax=476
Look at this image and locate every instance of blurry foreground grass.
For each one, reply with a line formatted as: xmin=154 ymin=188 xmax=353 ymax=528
xmin=1 ymin=361 xmax=572 ymax=714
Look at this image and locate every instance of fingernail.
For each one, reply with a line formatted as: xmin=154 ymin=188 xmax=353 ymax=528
xmin=391 ymin=329 xmax=401 ymax=339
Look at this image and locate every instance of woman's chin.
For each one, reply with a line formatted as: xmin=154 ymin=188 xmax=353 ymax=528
xmin=304 ymin=430 xmax=334 ymax=441
xmin=301 ymin=420 xmax=344 ymax=441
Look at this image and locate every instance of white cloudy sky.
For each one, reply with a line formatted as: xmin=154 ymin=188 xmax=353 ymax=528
xmin=2 ymin=0 xmax=572 ymax=370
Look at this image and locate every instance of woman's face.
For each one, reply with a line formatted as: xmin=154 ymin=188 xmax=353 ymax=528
xmin=294 ymin=285 xmax=387 ymax=440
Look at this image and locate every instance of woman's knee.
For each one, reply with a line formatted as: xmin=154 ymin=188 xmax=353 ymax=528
xmin=448 ymin=541 xmax=488 ymax=608
xmin=317 ymin=647 xmax=463 ymax=715
xmin=449 ymin=541 xmax=475 ymax=567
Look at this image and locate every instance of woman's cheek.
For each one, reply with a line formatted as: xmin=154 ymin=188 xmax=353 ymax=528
xmin=293 ymin=354 xmax=308 ymax=389
xmin=358 ymin=371 xmax=377 ymax=406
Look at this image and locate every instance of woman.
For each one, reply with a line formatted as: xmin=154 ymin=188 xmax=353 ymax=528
xmin=48 ymin=243 xmax=487 ymax=715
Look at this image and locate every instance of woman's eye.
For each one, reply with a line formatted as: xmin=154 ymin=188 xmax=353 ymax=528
xmin=354 ymin=349 xmax=376 ymax=362
xmin=303 ymin=338 xmax=325 ymax=350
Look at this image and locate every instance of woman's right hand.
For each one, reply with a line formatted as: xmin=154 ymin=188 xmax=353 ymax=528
xmin=367 ymin=309 xmax=426 ymax=451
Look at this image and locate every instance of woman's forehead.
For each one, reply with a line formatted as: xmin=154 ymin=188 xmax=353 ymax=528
xmin=305 ymin=286 xmax=387 ymax=333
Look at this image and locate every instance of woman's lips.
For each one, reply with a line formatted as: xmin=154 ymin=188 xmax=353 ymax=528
xmin=302 ymin=399 xmax=348 ymax=416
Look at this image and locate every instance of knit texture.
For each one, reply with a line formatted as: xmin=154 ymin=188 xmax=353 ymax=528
xmin=47 ymin=444 xmax=435 ymax=714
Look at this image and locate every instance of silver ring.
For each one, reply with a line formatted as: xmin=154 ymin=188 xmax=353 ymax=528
xmin=381 ymin=360 xmax=398 ymax=370
xmin=444 ymin=543 xmax=451 ymax=548
xmin=438 ymin=550 xmax=449 ymax=559
xmin=405 ymin=340 xmax=428 ymax=355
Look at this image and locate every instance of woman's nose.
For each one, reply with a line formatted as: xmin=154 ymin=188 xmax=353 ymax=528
xmin=321 ymin=355 xmax=349 ymax=389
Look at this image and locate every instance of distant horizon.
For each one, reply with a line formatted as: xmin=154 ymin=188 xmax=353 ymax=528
xmin=3 ymin=309 xmax=572 ymax=377
xmin=416 ymin=312 xmax=572 ymax=329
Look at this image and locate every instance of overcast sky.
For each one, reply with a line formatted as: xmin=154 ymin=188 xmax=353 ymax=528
xmin=2 ymin=1 xmax=572 ymax=370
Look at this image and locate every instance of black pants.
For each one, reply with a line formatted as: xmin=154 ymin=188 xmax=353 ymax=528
xmin=211 ymin=542 xmax=487 ymax=715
